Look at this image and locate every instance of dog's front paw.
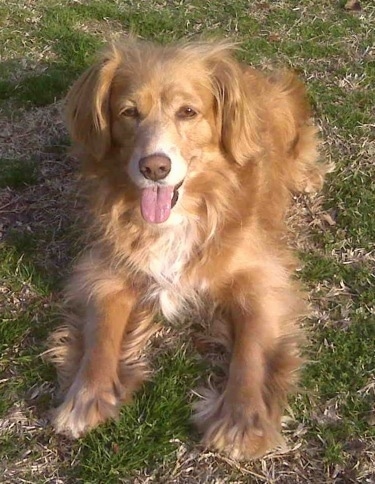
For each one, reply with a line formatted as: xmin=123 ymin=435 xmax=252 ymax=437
xmin=193 ymin=387 xmax=282 ymax=460
xmin=52 ymin=378 xmax=123 ymax=438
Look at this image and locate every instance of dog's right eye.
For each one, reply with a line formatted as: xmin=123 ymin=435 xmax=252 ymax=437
xmin=176 ymin=106 xmax=198 ymax=119
xmin=120 ymin=106 xmax=139 ymax=118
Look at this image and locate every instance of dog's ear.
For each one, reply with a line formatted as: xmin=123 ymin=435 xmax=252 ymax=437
xmin=209 ymin=52 xmax=261 ymax=165
xmin=65 ymin=45 xmax=121 ymax=161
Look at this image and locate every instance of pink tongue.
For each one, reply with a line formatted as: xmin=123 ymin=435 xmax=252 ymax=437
xmin=140 ymin=186 xmax=174 ymax=224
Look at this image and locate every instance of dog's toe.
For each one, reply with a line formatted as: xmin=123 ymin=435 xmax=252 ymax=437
xmin=52 ymin=381 xmax=121 ymax=438
xmin=193 ymin=387 xmax=282 ymax=460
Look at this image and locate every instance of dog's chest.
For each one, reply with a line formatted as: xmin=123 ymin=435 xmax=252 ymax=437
xmin=144 ymin=224 xmax=198 ymax=320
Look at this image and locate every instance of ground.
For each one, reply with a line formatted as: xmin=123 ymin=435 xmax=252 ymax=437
xmin=0 ymin=1 xmax=374 ymax=483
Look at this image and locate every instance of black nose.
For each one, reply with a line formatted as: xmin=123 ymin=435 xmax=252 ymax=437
xmin=139 ymin=154 xmax=171 ymax=181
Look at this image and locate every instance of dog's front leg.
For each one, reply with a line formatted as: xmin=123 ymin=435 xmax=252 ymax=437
xmin=52 ymin=289 xmax=137 ymax=438
xmin=195 ymin=269 xmax=303 ymax=459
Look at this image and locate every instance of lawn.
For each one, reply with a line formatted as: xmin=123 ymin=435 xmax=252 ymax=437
xmin=0 ymin=1 xmax=374 ymax=482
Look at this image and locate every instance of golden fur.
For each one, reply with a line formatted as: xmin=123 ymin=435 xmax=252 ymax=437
xmin=47 ymin=39 xmax=329 ymax=459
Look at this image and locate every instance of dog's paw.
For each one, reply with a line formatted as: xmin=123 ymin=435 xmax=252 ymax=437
xmin=52 ymin=378 xmax=123 ymax=438
xmin=193 ymin=387 xmax=282 ymax=460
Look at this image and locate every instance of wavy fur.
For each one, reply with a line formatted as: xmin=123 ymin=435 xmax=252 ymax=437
xmin=47 ymin=38 xmax=329 ymax=458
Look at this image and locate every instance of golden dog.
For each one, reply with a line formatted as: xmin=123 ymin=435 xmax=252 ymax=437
xmin=48 ymin=39 xmax=328 ymax=459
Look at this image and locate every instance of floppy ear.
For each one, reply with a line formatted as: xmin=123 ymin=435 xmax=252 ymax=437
xmin=65 ymin=46 xmax=121 ymax=161
xmin=210 ymin=53 xmax=261 ymax=165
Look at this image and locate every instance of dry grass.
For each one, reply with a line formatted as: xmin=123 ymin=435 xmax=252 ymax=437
xmin=0 ymin=1 xmax=374 ymax=483
xmin=1 ymin=93 xmax=372 ymax=484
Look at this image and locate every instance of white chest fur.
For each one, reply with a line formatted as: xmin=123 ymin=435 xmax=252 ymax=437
xmin=144 ymin=218 xmax=198 ymax=321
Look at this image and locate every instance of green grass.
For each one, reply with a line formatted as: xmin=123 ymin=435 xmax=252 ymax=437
xmin=0 ymin=159 xmax=38 ymax=188
xmin=0 ymin=0 xmax=374 ymax=482
xmin=77 ymin=349 xmax=202 ymax=481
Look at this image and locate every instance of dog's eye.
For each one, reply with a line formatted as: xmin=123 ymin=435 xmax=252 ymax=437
xmin=176 ymin=106 xmax=197 ymax=119
xmin=121 ymin=106 xmax=139 ymax=118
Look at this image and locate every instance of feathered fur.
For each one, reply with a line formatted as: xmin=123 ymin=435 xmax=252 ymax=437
xmin=47 ymin=38 xmax=329 ymax=459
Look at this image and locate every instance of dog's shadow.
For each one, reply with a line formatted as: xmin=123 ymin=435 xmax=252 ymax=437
xmin=0 ymin=98 xmax=80 ymax=406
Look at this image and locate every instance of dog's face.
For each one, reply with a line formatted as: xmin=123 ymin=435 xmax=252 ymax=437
xmin=66 ymin=40 xmax=261 ymax=224
xmin=110 ymin=62 xmax=218 ymax=223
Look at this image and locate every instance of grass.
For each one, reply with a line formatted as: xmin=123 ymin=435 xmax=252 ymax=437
xmin=0 ymin=0 xmax=374 ymax=482
xmin=77 ymin=349 xmax=203 ymax=482
xmin=0 ymin=159 xmax=38 ymax=189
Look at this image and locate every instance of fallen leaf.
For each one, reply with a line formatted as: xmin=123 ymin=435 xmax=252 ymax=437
xmin=321 ymin=211 xmax=336 ymax=226
xmin=268 ymin=33 xmax=281 ymax=42
xmin=343 ymin=439 xmax=367 ymax=454
xmin=259 ymin=2 xmax=271 ymax=10
xmin=367 ymin=410 xmax=375 ymax=426
xmin=344 ymin=0 xmax=361 ymax=11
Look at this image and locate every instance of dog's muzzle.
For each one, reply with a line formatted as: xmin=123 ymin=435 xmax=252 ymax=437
xmin=138 ymin=155 xmax=183 ymax=224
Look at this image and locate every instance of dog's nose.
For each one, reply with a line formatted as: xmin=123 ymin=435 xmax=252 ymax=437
xmin=139 ymin=155 xmax=171 ymax=181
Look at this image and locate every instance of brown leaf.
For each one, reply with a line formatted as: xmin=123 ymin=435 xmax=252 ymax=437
xmin=344 ymin=0 xmax=362 ymax=11
xmin=321 ymin=211 xmax=336 ymax=226
xmin=259 ymin=2 xmax=271 ymax=10
xmin=343 ymin=439 xmax=367 ymax=454
xmin=268 ymin=33 xmax=281 ymax=42
xmin=367 ymin=409 xmax=375 ymax=426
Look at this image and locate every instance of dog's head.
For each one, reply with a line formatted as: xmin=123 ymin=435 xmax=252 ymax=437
xmin=66 ymin=39 xmax=260 ymax=224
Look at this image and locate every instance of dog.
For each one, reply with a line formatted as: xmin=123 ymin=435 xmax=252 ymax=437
xmin=47 ymin=38 xmax=328 ymax=459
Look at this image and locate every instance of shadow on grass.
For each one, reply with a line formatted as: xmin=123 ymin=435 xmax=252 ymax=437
xmin=0 ymin=133 xmax=79 ymax=410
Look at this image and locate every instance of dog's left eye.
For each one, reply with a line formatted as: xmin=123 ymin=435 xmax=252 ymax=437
xmin=120 ymin=106 xmax=139 ymax=118
xmin=176 ymin=106 xmax=198 ymax=119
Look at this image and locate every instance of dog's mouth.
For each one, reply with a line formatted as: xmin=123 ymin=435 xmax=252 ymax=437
xmin=140 ymin=181 xmax=183 ymax=224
